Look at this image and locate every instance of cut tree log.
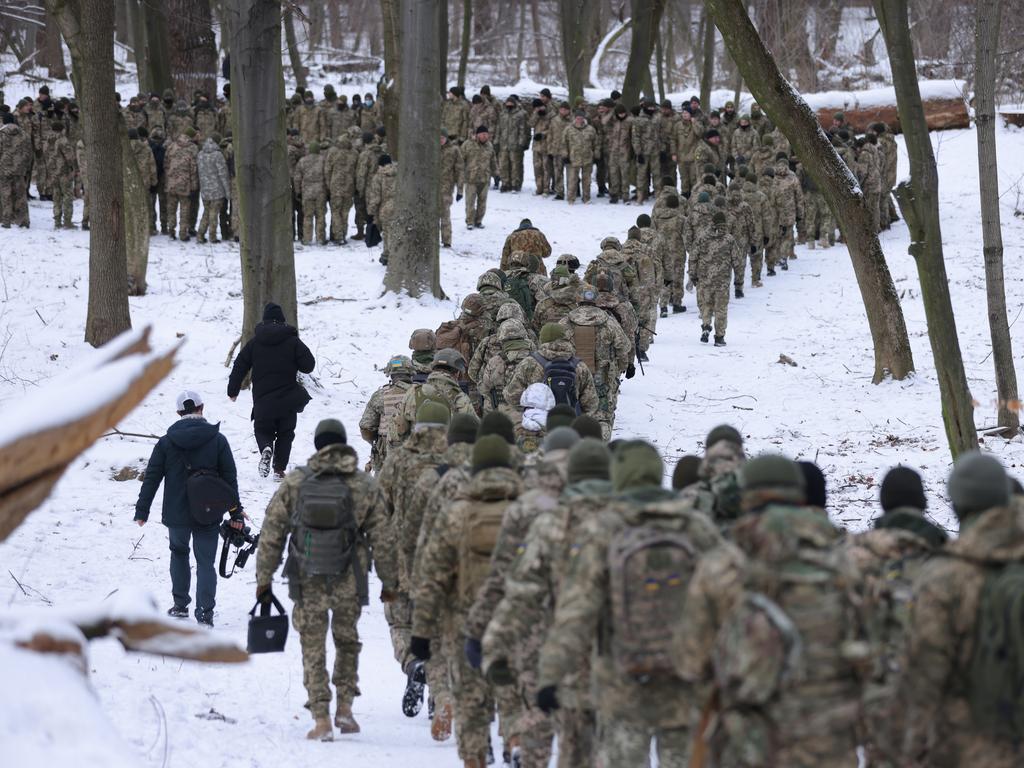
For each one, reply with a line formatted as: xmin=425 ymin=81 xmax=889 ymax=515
xmin=803 ymin=81 xmax=969 ymax=134
xmin=1001 ymin=112 xmax=1024 ymax=128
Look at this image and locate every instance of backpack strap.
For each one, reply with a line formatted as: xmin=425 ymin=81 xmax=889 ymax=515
xmin=531 ymin=351 xmax=549 ymax=368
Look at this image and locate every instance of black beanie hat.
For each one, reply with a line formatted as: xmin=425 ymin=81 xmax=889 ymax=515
xmin=571 ymin=414 xmax=603 ymax=441
xmin=478 ymin=411 xmax=516 ymax=445
xmin=448 ymin=413 xmax=480 ymax=446
xmin=546 ymin=404 xmax=577 ymax=432
xmin=473 ymin=434 xmax=511 ymax=473
xmin=314 ymin=418 xmax=347 ymax=450
xmin=799 ymin=461 xmax=827 ymax=509
xmin=263 ymin=302 xmax=286 ymax=324
xmin=636 ymin=213 xmax=651 ymax=228
xmin=880 ymin=466 xmax=927 ymax=513
xmin=672 ymin=455 xmax=702 ymax=490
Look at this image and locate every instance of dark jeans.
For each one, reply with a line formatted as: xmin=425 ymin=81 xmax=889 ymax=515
xmin=254 ymin=413 xmax=297 ymax=472
xmin=168 ymin=524 xmax=219 ymax=615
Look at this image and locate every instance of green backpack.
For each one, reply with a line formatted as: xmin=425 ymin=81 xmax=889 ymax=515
xmin=967 ymin=562 xmax=1024 ymax=740
xmin=506 ymin=273 xmax=535 ymax=320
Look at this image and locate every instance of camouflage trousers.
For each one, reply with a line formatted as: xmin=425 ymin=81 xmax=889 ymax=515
xmin=439 ymin=190 xmax=453 ymax=246
xmin=804 ymin=190 xmax=834 ymax=246
xmin=151 ymin=180 xmax=168 ymax=233
xmin=167 ymin=193 xmax=191 ymax=239
xmin=291 ymin=576 xmax=363 ymax=719
xmin=302 ymin=194 xmax=327 ymax=245
xmin=639 ymin=300 xmax=657 ymax=351
xmin=636 ymin=159 xmax=653 ymax=202
xmin=465 ymin=181 xmax=488 ymax=227
xmin=198 ymin=198 xmax=224 ymax=241
xmin=383 ymin=592 xmax=412 ymax=672
xmin=732 ymin=247 xmax=748 ymax=288
xmin=598 ymin=720 xmax=690 ymax=768
xmin=532 ymin=149 xmax=552 ymax=194
xmin=552 ymin=154 xmax=566 ymax=197
xmin=425 ymin=624 xmax=454 ymax=712
xmin=698 ymin=280 xmax=729 ymax=336
xmin=557 ymin=708 xmax=596 ymax=768
xmin=330 ymin=193 xmax=353 ymax=242
xmin=52 ymin=176 xmax=74 ymax=228
xmin=595 ymin=152 xmax=608 ymax=193
xmin=768 ymin=224 xmax=795 ymax=268
xmin=608 ymin=155 xmax=630 ymax=199
xmin=0 ymin=175 xmax=28 ymax=226
xmin=34 ymin=151 xmax=50 ymax=196
xmin=452 ymin=637 xmax=496 ymax=761
xmin=677 ymin=159 xmax=695 ymax=196
xmin=354 ymin=194 xmax=367 ymax=235
xmin=566 ymin=164 xmax=592 ymax=203
xmin=499 ymin=148 xmax=524 ymax=189
xmin=750 ymin=243 xmax=766 ymax=283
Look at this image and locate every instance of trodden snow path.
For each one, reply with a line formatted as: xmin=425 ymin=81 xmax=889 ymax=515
xmin=2 ymin=123 xmax=1024 ymax=767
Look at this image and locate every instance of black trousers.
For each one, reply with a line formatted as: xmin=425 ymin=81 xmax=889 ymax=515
xmin=253 ymin=413 xmax=297 ymax=472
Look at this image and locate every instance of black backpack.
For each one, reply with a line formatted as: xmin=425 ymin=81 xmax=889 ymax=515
xmin=183 ymin=441 xmax=239 ymax=526
xmin=532 ymin=352 xmax=581 ymax=414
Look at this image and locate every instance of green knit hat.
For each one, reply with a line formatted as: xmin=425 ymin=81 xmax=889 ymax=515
xmin=309 ymin=141 xmax=320 ymax=154
xmin=473 ymin=434 xmax=511 ymax=473
xmin=539 ymin=323 xmax=566 ymax=344
xmin=741 ymin=454 xmax=804 ymax=491
xmin=611 ymin=440 xmax=664 ymax=492
xmin=568 ymin=438 xmax=611 ymax=483
xmin=543 ymin=426 xmax=580 ymax=453
xmin=672 ymin=455 xmax=702 ymax=490
xmin=184 ymin=126 xmax=196 ymax=138
xmin=448 ymin=413 xmax=479 ymax=445
xmin=707 ymin=424 xmax=743 ymax=450
xmin=416 ymin=400 xmax=451 ymax=427
xmin=479 ymin=411 xmax=516 ymax=445
xmin=948 ymin=452 xmax=1010 ymax=519
xmin=546 ymin=404 xmax=577 ymax=432
xmin=314 ymin=418 xmax=347 ymax=450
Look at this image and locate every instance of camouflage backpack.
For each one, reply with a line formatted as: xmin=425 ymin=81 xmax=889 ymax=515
xmin=608 ymin=524 xmax=699 ymax=680
xmin=457 ymin=491 xmax=517 ymax=605
xmin=967 ymin=561 xmax=1024 ymax=740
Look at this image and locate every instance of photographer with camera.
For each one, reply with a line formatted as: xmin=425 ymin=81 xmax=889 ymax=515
xmin=135 ymin=390 xmax=240 ymax=627
xmin=255 ymin=418 xmax=400 ymax=742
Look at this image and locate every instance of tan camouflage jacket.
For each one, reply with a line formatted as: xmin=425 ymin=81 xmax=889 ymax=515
xmin=559 ymin=305 xmax=631 ymax=385
xmin=411 ymin=443 xmax=474 ymax=584
xmin=462 ymin=137 xmax=497 ymax=184
xmin=504 ymin=339 xmax=601 ymax=423
xmin=392 ymin=370 xmax=475 ymax=440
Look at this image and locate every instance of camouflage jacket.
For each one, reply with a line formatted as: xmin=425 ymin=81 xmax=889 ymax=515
xmin=326 ymin=140 xmax=358 ymax=198
xmin=193 ymin=106 xmax=218 ymax=143
xmin=144 ymin=102 xmax=167 ymax=134
xmin=532 ymin=286 xmax=579 ymax=335
xmin=163 ymin=135 xmax=199 ymax=196
xmin=254 ymin=444 xmax=399 ymax=591
xmin=652 ymin=204 xmax=686 ymax=275
xmin=562 ymin=123 xmax=598 ymax=166
xmin=479 ymin=347 xmax=534 ymax=417
xmin=368 ymin=163 xmax=397 ymax=221
xmin=496 ymin=106 xmax=530 ymax=152
xmin=595 ymin=291 xmax=637 ymax=360
xmin=607 ymin=114 xmax=633 ymax=159
xmin=547 ymin=114 xmax=572 ymax=157
xmin=166 ymin=107 xmax=194 ymax=140
xmin=878 ymin=133 xmax=898 ymax=188
xmin=45 ymin=133 xmax=77 ymax=180
xmin=294 ymin=152 xmax=327 ymax=201
xmin=293 ymin=103 xmax=325 ymax=145
xmin=690 ymin=226 xmax=736 ymax=286
xmin=412 ymin=467 xmax=523 ymax=635
xmin=355 ymin=142 xmax=383 ymax=198
xmin=411 ymin=443 xmax=474 ymax=583
xmin=583 ymin=248 xmax=639 ymax=308
xmin=530 ymin=110 xmax=552 ymax=154
xmin=392 ymin=370 xmax=476 ymax=440
xmin=727 ymin=194 xmax=756 ymax=258
xmin=559 ymin=305 xmax=631 ymax=385
xmin=358 ymin=378 xmax=414 ymax=468
xmin=462 ymin=138 xmax=497 ymax=184
xmin=630 ymin=113 xmax=658 ymax=158
xmin=129 ymin=139 xmax=158 ymax=190
xmin=855 ymin=142 xmax=882 ymax=194
xmin=440 ymin=141 xmax=464 ymax=195
xmin=772 ymin=167 xmax=804 ymax=226
xmin=500 ymin=228 xmax=552 ymax=271
xmin=123 ymin=106 xmax=148 ymax=133
xmin=730 ymin=125 xmax=761 ymax=163
xmin=0 ymin=123 xmax=32 ymax=178
xmin=504 ymin=339 xmax=601 ymax=422
xmin=538 ymin=488 xmax=723 ymax=726
xmin=197 ymin=138 xmax=230 ymax=201
xmin=693 ymin=139 xmax=724 ymax=177
xmin=442 ymin=98 xmax=470 ymax=140
xmin=743 ymin=181 xmax=773 ymax=245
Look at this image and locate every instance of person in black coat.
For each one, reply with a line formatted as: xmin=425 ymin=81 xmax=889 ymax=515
xmin=228 ymin=302 xmax=316 ymax=478
xmin=135 ymin=390 xmax=239 ymax=626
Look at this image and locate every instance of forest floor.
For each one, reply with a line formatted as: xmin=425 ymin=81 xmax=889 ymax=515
xmin=2 ymin=122 xmax=1024 ymax=766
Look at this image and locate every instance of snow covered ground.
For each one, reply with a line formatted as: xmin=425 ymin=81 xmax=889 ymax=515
xmin=2 ymin=121 xmax=1024 ymax=766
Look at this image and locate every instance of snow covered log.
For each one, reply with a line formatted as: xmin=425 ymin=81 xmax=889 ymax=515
xmin=804 ymin=80 xmax=969 ymax=134
xmin=0 ymin=327 xmax=179 ymax=542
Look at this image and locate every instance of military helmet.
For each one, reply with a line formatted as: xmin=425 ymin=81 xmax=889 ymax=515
xmin=385 ymin=354 xmax=414 ymax=378
xmin=578 ymin=286 xmax=598 ymax=305
xmin=600 ymin=236 xmax=622 ymax=252
xmin=594 ymin=270 xmax=615 ymax=294
xmin=539 ymin=323 xmax=566 ymax=344
xmin=555 ymin=253 xmax=580 ymax=272
xmin=498 ymin=318 xmax=529 ymax=343
xmin=432 ymin=347 xmax=467 ymax=372
xmin=477 ymin=271 xmax=504 ymax=292
xmin=496 ymin=301 xmax=525 ymax=324
xmin=462 ymin=292 xmax=485 ymax=317
xmin=409 ymin=328 xmax=436 ymax=352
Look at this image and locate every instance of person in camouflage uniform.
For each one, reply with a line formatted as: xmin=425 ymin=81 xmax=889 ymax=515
xmin=293 ymin=140 xmax=328 ymax=245
xmin=192 ymin=93 xmax=217 ymax=143
xmin=730 ymin=115 xmax=761 ymax=167
xmin=631 ymin=103 xmax=659 ymax=203
xmin=893 ymin=453 xmax=1024 ymax=768
xmin=166 ymin=99 xmax=193 ymax=140
xmin=500 ymin=218 xmax=552 ymax=274
xmin=149 ymin=127 xmax=169 ymax=235
xmin=505 ymin=324 xmax=601 ymax=427
xmin=408 ymin=327 xmax=437 ymax=384
xmin=726 ymin=187 xmax=755 ymax=297
xmin=691 ymin=211 xmax=736 ymax=346
xmin=674 ymin=454 xmax=865 ymax=768
xmin=770 ymin=155 xmax=803 ymax=272
xmin=286 ymin=130 xmax=306 ymax=240
xmin=470 ymin=88 xmax=500 ymax=144
xmin=123 ymin=95 xmax=148 ymax=133
xmin=0 ymin=115 xmax=32 ymax=228
xmin=532 ymin=266 xmax=580 ymax=335
xmin=675 ymin=425 xmax=746 ymax=531
xmin=584 ymin=236 xmax=640 ymax=310
xmin=442 ymin=87 xmax=470 ymax=141
xmin=755 ymin=168 xmax=780 ymax=276
xmin=325 ymin=135 xmax=358 ymax=244
xmin=854 ymin=134 xmax=882 ymax=233
xmin=607 ymin=104 xmax=633 ymax=204
xmin=254 ymin=420 xmax=399 ymax=741
xmin=482 ymin=439 xmax=611 ymax=768
xmin=145 ymin=93 xmax=167 ymax=136
xmin=439 ymin=133 xmax=464 ymax=248
xmin=164 ymin=128 xmax=199 ymax=241
xmin=593 ymin=270 xmax=638 ymax=362
xmin=293 ymin=91 xmax=325 ymax=146
xmin=463 ymin=126 xmax=497 ymax=229
xmin=547 ymin=102 xmax=572 ymax=200
xmin=670 ymin=108 xmax=700 ymax=196
xmin=411 ymin=435 xmax=524 ymax=767
xmin=127 ymin=128 xmax=158 ymax=232
xmin=623 ymin=225 xmax=659 ymax=361
xmin=800 ymin=162 xmax=834 ymax=249
xmin=196 ymin=136 xmax=229 ymax=243
xmin=378 ymin=401 xmax=451 ymax=693
xmin=44 ymin=122 xmax=76 ymax=229
xmin=874 ymin=123 xmax=898 ymax=229
xmin=478 ymin=319 xmax=536 ymax=419
xmin=359 ymin=355 xmax=415 ymax=473
xmin=496 ymin=96 xmax=529 ymax=192
xmin=750 ymin=133 xmax=776 ymax=176
xmin=529 ymin=100 xmax=553 ymax=196
xmin=367 ymin=153 xmax=397 ymax=258
xmin=537 ymin=441 xmax=723 ymax=768
xmin=562 ymin=111 xmax=598 ymax=204
xmin=653 ymin=192 xmax=687 ymax=313
xmin=475 ymin=270 xmax=513 ymax=325
xmin=844 ymin=467 xmax=947 ymax=768
xmin=468 ymin=301 xmax=532 ymax=383
xmin=392 ymin=349 xmax=476 ymax=442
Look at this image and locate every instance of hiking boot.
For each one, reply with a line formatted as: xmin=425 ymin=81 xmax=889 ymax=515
xmin=807 ymin=240 xmax=815 ymax=250
xmin=554 ymin=194 xmax=564 ymax=201
xmin=196 ymin=609 xmax=214 ymax=627
xmin=714 ymin=336 xmax=727 ymax=347
xmin=660 ymin=306 xmax=668 ymax=318
xmin=767 ymin=268 xmax=776 ymax=276
xmin=637 ymin=350 xmax=649 ymax=363
xmin=273 ymin=469 xmax=286 ymax=480
xmin=82 ymin=222 xmax=90 ymax=231
xmin=474 ymin=222 xmax=484 ymax=229
xmin=672 ymin=304 xmax=685 ymax=313
xmin=753 ymin=279 xmax=764 ymax=288
xmin=352 ymin=232 xmax=365 ymax=241
xmin=307 ymin=717 xmax=334 ymax=741
xmin=258 ymin=447 xmax=273 ymax=478
xmin=167 ymin=605 xmax=189 ymax=619
xmin=334 ymin=703 xmax=360 ymax=734
xmin=781 ymin=262 xmax=789 ymax=271
xmin=700 ymin=327 xmax=710 ymax=343
xmin=609 ymin=195 xmax=619 ymax=204
xmin=431 ymin=700 xmax=453 ymax=741
xmin=442 ymin=242 xmax=451 ymax=248
xmin=197 ymin=234 xmax=207 ymax=244
xmin=735 ymin=286 xmax=744 ymax=299
xmin=402 ymin=660 xmax=426 ymax=717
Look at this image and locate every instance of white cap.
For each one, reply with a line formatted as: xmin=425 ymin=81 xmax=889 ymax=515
xmin=176 ymin=390 xmax=204 ymax=411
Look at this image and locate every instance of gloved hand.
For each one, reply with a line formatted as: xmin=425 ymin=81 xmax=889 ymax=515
xmin=379 ymin=588 xmax=398 ymax=603
xmin=256 ymin=583 xmax=273 ymax=605
xmin=686 ymin=277 xmax=696 ymax=293
xmin=486 ymin=659 xmax=515 ymax=687
xmin=779 ymin=225 xmax=787 ymax=236
xmin=464 ymin=637 xmax=483 ymax=669
xmin=456 ymin=192 xmax=463 ymax=202
xmin=763 ymin=236 xmax=769 ymax=246
xmin=625 ymin=363 xmax=636 ymax=379
xmin=366 ymin=214 xmax=374 ymax=224
xmin=534 ymin=133 xmax=545 ymax=142
xmin=410 ymin=636 xmax=431 ymax=661
xmin=547 ymin=154 xmax=554 ymax=161
xmin=636 ymin=154 xmax=646 ymax=165
xmin=749 ymin=245 xmax=757 ymax=255
xmin=536 ymin=686 xmax=560 ymax=714
xmin=562 ymin=157 xmax=569 ymax=165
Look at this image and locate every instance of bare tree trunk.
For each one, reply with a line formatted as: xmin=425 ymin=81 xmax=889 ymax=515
xmin=560 ymin=0 xmax=598 ymax=104
xmin=530 ymin=0 xmax=546 ymax=79
xmin=282 ymin=5 xmax=306 ymax=90
xmin=874 ymin=0 xmax=977 ymax=457
xmin=40 ymin=10 xmax=68 ymax=79
xmin=975 ymin=0 xmax=1019 ymax=434
xmin=46 ymin=0 xmax=132 ymax=347
xmin=145 ymin=0 xmax=172 ymax=93
xmin=515 ymin=0 xmax=526 ymax=80
xmin=309 ymin=1 xmax=324 ymax=48
xmin=439 ymin=0 xmax=448 ymax=91
xmin=115 ymin=0 xmax=129 ymax=50
xmin=622 ymin=0 xmax=667 ymax=106
xmin=168 ymin=0 xmax=217 ymax=98
xmin=385 ymin=0 xmax=442 ymax=298
xmin=328 ymin=0 xmax=342 ymax=49
xmin=122 ymin=132 xmax=150 ymax=295
xmin=457 ymin=0 xmax=472 ymax=89
xmin=226 ymin=0 xmax=298 ymax=343
xmin=379 ymin=0 xmax=401 ymax=157
xmin=655 ymin=26 xmax=665 ymax=102
xmin=814 ymin=0 xmax=844 ymax=64
xmin=127 ymin=0 xmax=148 ymax=90
xmin=706 ymin=0 xmax=914 ymax=383
xmin=664 ymin=15 xmax=674 ymax=93
xmin=699 ymin=7 xmax=714 ymax=107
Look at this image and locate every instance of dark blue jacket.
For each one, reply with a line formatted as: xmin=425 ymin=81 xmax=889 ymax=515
xmin=135 ymin=417 xmax=238 ymax=527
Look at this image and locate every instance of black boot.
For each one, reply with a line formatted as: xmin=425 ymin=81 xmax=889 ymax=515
xmin=735 ymin=286 xmax=744 ymax=299
xmin=402 ymin=661 xmax=426 ymax=717
xmin=609 ymin=195 xmax=619 ymax=204
xmin=781 ymin=262 xmax=789 ymax=271
xmin=714 ymin=336 xmax=727 ymax=347
xmin=700 ymin=327 xmax=710 ymax=343
xmin=672 ymin=304 xmax=685 ymax=313
xmin=637 ymin=350 xmax=649 ymax=363
xmin=660 ymin=306 xmax=668 ymax=318
xmin=767 ymin=267 xmax=776 ymax=276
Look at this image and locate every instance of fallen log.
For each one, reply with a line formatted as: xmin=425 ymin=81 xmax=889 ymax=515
xmin=805 ymin=80 xmax=969 ymax=134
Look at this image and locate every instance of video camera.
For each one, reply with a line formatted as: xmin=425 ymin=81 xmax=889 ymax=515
xmin=219 ymin=516 xmax=260 ymax=578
